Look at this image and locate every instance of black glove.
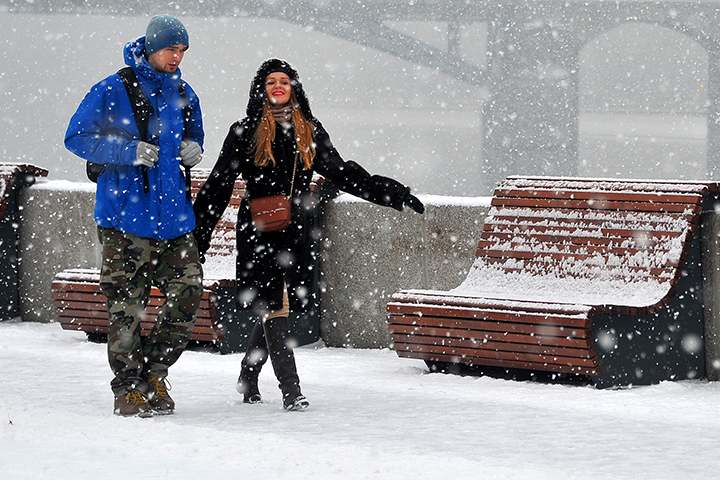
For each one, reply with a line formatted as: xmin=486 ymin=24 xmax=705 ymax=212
xmin=404 ymin=192 xmax=425 ymax=214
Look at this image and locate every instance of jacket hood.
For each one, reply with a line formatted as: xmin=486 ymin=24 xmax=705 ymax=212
xmin=246 ymin=58 xmax=315 ymax=128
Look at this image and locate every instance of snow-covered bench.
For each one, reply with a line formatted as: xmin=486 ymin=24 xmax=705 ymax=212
xmin=387 ymin=176 xmax=720 ymax=387
xmin=53 ymin=169 xmax=326 ymax=353
xmin=51 ymin=169 xmax=243 ymax=347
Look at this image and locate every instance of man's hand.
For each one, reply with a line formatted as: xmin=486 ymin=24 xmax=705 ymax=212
xmin=134 ymin=141 xmax=159 ymax=167
xmin=179 ymin=140 xmax=202 ymax=167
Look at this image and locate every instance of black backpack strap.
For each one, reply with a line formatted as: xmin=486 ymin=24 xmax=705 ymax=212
xmin=86 ymin=67 xmax=150 ymax=185
xmin=117 ymin=67 xmax=154 ymax=142
xmin=118 ymin=66 xmax=154 ymax=193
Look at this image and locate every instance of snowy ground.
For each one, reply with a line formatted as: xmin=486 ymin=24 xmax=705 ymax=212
xmin=1 ymin=321 xmax=719 ymax=480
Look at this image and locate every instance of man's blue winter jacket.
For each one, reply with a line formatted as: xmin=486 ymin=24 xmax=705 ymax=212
xmin=65 ymin=36 xmax=204 ymax=241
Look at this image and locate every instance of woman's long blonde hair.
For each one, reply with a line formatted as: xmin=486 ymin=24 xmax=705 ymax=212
xmin=254 ymin=92 xmax=315 ymax=170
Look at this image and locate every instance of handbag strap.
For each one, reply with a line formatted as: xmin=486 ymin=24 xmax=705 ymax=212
xmin=288 ymin=151 xmax=298 ymax=198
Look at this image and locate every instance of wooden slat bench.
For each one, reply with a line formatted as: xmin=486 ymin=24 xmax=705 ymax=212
xmin=52 ymin=268 xmax=224 ymax=343
xmin=387 ymin=176 xmax=720 ymax=387
xmin=52 ymin=169 xmax=244 ymax=345
xmin=53 ymin=169 xmax=326 ymax=352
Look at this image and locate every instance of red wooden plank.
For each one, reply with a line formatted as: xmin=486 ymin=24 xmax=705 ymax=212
xmin=493 ymin=188 xmax=703 ymax=205
xmin=475 ymin=256 xmax=676 ymax=279
xmin=483 ymin=214 xmax=694 ymax=232
xmin=397 ymin=349 xmax=601 ymax=376
xmin=480 ymin=231 xmax=676 ymax=248
xmin=390 ymin=332 xmax=596 ymax=358
xmin=483 ymin=220 xmax=694 ymax=241
xmin=476 ymin=239 xmax=673 ymax=259
xmin=500 ymin=176 xmax=717 ymax=194
xmin=386 ymin=303 xmax=591 ymax=328
xmin=387 ymin=322 xmax=592 ymax=348
xmin=392 ymin=342 xmax=600 ymax=369
xmin=52 ymin=291 xmax=216 ymax=314
xmin=477 ymin=248 xmax=681 ymax=268
xmin=491 ymin=196 xmax=701 ymax=214
xmin=55 ymin=305 xmax=216 ymax=323
xmin=485 ymin=215 xmax=687 ymax=232
xmin=57 ymin=314 xmax=221 ymax=341
xmin=388 ymin=294 xmax=596 ymax=315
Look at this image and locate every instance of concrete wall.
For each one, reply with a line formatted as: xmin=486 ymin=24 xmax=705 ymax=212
xmin=14 ymin=181 xmax=490 ymax=348
xmin=17 ymin=182 xmax=100 ymax=323
xmin=319 ymin=195 xmax=489 ymax=348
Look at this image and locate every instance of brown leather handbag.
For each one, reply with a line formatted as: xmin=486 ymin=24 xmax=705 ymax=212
xmin=250 ymin=194 xmax=291 ymax=232
xmin=250 ymin=154 xmax=298 ymax=232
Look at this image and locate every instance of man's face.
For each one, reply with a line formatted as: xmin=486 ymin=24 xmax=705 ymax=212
xmin=148 ymin=44 xmax=188 ymax=74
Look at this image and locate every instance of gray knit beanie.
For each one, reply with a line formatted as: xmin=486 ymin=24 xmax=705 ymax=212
xmin=145 ymin=14 xmax=189 ymax=56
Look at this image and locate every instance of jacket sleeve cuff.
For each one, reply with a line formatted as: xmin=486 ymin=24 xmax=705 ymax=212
xmin=122 ymin=140 xmax=140 ymax=166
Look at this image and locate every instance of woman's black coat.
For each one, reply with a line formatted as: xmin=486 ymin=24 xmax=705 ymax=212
xmin=193 ymin=118 xmax=414 ymax=312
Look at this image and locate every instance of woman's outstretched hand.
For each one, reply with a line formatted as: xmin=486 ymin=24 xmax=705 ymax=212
xmin=404 ymin=193 xmax=425 ymax=214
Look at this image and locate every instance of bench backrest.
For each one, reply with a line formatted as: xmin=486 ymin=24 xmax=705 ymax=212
xmin=451 ymin=176 xmax=720 ymax=311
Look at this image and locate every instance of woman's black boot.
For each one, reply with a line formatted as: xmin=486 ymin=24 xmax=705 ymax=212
xmin=236 ymin=320 xmax=268 ymax=403
xmin=263 ymin=316 xmax=309 ymax=411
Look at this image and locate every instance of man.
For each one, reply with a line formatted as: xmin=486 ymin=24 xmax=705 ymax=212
xmin=65 ymin=14 xmax=204 ymax=417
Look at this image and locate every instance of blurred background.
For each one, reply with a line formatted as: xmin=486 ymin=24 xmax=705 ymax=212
xmin=0 ymin=1 xmax=715 ymax=195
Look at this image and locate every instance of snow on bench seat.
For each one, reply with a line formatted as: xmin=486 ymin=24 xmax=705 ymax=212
xmin=387 ymin=176 xmax=720 ymax=386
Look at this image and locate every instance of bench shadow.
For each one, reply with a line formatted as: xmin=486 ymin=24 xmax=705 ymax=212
xmin=424 ymin=360 xmax=594 ymax=387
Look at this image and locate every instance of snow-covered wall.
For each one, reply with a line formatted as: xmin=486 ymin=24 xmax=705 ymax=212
xmin=319 ymin=194 xmax=490 ymax=348
xmin=17 ymin=181 xmax=99 ymax=323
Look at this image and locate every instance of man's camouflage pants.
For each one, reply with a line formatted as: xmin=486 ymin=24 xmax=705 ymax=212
xmin=98 ymin=227 xmax=203 ymax=396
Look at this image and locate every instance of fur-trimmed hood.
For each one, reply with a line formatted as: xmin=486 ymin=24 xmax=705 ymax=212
xmin=245 ymin=58 xmax=316 ymax=128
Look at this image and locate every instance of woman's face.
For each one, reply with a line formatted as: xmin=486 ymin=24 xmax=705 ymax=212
xmin=265 ymin=72 xmax=292 ymax=106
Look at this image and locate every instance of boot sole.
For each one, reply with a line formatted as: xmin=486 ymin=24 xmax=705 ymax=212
xmin=284 ymin=398 xmax=310 ymax=411
xmin=114 ymin=408 xmax=153 ymax=418
xmin=151 ymin=408 xmax=174 ymax=415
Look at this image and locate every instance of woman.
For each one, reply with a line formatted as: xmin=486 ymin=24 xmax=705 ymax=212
xmin=193 ymin=58 xmax=424 ymax=411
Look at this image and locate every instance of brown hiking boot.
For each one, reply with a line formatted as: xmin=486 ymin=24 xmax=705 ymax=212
xmin=147 ymin=376 xmax=175 ymax=415
xmin=114 ymin=390 xmax=153 ymax=418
